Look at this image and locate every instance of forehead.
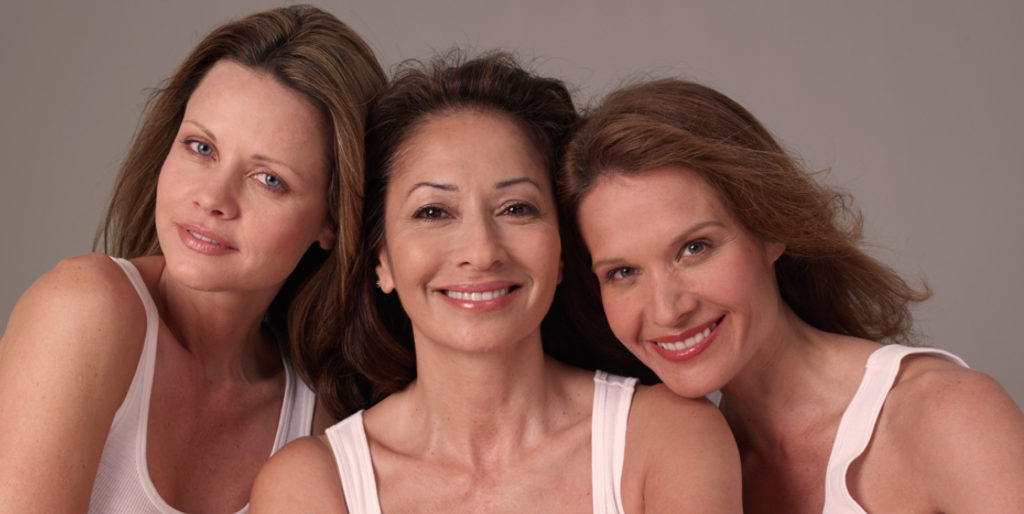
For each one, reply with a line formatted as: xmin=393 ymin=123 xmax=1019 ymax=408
xmin=185 ymin=60 xmax=328 ymax=159
xmin=390 ymin=110 xmax=548 ymax=187
xmin=578 ymin=166 xmax=738 ymax=243
xmin=589 ymin=167 xmax=725 ymax=212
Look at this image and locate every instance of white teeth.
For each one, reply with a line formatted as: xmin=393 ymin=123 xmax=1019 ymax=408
xmin=655 ymin=321 xmax=718 ymax=352
xmin=188 ymin=230 xmax=221 ymax=245
xmin=445 ymin=287 xmax=512 ymax=301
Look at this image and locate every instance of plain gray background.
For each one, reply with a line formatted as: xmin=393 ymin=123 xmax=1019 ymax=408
xmin=2 ymin=1 xmax=1021 ymax=407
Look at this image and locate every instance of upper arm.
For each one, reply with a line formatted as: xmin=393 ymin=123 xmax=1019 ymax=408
xmin=892 ymin=366 xmax=1024 ymax=512
xmin=0 ymin=254 xmax=147 ymax=512
xmin=624 ymin=385 xmax=742 ymax=513
xmin=251 ymin=436 xmax=348 ymax=513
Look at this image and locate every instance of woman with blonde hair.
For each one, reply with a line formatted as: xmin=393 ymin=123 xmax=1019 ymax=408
xmin=560 ymin=78 xmax=1024 ymax=512
xmin=0 ymin=6 xmax=385 ymax=512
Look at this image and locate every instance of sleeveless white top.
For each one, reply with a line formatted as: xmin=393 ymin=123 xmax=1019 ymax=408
xmin=822 ymin=344 xmax=967 ymax=513
xmin=326 ymin=370 xmax=637 ymax=513
xmin=88 ymin=257 xmax=316 ymax=513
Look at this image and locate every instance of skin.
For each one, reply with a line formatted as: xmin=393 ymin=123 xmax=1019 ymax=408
xmin=251 ymin=112 xmax=742 ymax=513
xmin=577 ymin=166 xmax=1024 ymax=513
xmin=0 ymin=60 xmax=337 ymax=513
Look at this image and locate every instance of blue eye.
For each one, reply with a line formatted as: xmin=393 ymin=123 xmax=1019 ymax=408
xmin=606 ymin=267 xmax=637 ymax=282
xmin=187 ymin=140 xmax=213 ymax=156
xmin=682 ymin=240 xmax=709 ymax=257
xmin=255 ymin=171 xmax=286 ymax=191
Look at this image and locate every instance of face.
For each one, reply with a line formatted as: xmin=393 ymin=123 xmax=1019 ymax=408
xmin=155 ymin=60 xmax=335 ymax=298
xmin=577 ymin=167 xmax=785 ymax=398
xmin=375 ymin=111 xmax=562 ymax=355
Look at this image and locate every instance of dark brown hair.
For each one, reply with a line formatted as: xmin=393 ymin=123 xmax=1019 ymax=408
xmin=308 ymin=52 xmax=650 ymax=418
xmin=96 ymin=5 xmax=386 ymax=380
xmin=561 ymin=79 xmax=929 ymax=350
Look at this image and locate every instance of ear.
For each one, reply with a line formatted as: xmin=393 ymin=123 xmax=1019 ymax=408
xmin=764 ymin=241 xmax=786 ymax=265
xmin=316 ymin=224 xmax=337 ymax=251
xmin=375 ymin=248 xmax=396 ymax=293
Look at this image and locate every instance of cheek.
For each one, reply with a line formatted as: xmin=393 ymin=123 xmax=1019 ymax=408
xmin=599 ymin=289 xmax=637 ymax=343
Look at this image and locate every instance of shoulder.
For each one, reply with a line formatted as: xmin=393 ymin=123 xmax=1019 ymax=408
xmin=2 ymin=252 xmax=148 ymax=358
xmin=881 ymin=352 xmax=1024 ymax=510
xmin=251 ymin=435 xmax=348 ymax=513
xmin=0 ymin=254 xmax=150 ymax=511
xmin=625 ymin=384 xmax=742 ymax=512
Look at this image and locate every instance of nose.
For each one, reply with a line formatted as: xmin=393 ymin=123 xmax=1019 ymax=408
xmin=193 ymin=166 xmax=240 ymax=218
xmin=646 ymin=270 xmax=698 ymax=328
xmin=456 ymin=212 xmax=507 ymax=271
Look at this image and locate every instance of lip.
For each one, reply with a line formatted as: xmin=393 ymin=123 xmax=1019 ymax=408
xmin=176 ymin=224 xmax=236 ymax=255
xmin=646 ymin=314 xmax=725 ymax=363
xmin=436 ymin=281 xmax=520 ymax=311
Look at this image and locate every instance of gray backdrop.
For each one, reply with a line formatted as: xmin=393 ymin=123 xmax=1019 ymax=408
xmin=2 ymin=0 xmax=1021 ymax=407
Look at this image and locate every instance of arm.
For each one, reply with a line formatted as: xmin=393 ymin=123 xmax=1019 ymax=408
xmin=250 ymin=436 xmax=349 ymax=513
xmin=624 ymin=385 xmax=743 ymax=513
xmin=0 ymin=254 xmax=146 ymax=513
xmin=893 ymin=365 xmax=1024 ymax=512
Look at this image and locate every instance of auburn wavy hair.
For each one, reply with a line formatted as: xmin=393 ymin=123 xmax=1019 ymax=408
xmin=559 ymin=79 xmax=929 ymax=352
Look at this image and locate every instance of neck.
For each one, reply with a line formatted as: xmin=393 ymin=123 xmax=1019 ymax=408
xmin=394 ymin=331 xmax=580 ymax=464
xmin=156 ymin=267 xmax=281 ymax=383
xmin=719 ymin=309 xmax=853 ymax=452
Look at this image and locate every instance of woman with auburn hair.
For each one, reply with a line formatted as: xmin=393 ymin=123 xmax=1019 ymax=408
xmin=560 ymin=78 xmax=1024 ymax=512
xmin=251 ymin=54 xmax=741 ymax=513
xmin=0 ymin=5 xmax=385 ymax=512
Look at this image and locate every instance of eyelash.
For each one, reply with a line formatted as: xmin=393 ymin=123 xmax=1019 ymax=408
xmin=181 ymin=138 xmax=288 ymax=193
xmin=605 ymin=267 xmax=637 ymax=283
xmin=602 ymin=239 xmax=712 ymax=284
xmin=413 ymin=205 xmax=450 ymax=220
xmin=500 ymin=202 xmax=539 ymax=217
xmin=184 ymin=138 xmax=214 ymax=158
xmin=253 ymin=171 xmax=288 ymax=193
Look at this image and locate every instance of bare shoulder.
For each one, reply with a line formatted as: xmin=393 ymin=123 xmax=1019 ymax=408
xmin=625 ymin=385 xmax=742 ymax=512
xmin=2 ymin=252 xmax=147 ymax=369
xmin=0 ymin=253 xmax=149 ymax=512
xmin=630 ymin=383 xmax=729 ymax=434
xmin=883 ymin=352 xmax=1024 ymax=511
xmin=887 ymin=352 xmax=1020 ymax=429
xmin=251 ymin=435 xmax=348 ymax=513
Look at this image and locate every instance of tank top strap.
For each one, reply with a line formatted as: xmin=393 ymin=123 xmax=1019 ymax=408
xmin=591 ymin=370 xmax=637 ymax=514
xmin=326 ymin=411 xmax=382 ymax=514
xmin=823 ymin=344 xmax=967 ymax=513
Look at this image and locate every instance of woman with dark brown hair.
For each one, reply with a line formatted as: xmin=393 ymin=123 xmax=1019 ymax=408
xmin=0 ymin=6 xmax=385 ymax=512
xmin=560 ymin=78 xmax=1024 ymax=513
xmin=252 ymin=54 xmax=741 ymax=513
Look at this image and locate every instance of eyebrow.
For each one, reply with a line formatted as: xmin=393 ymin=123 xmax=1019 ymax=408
xmin=496 ymin=177 xmax=541 ymax=189
xmin=407 ymin=182 xmax=458 ymax=196
xmin=182 ymin=119 xmax=298 ymax=174
xmin=590 ymin=220 xmax=725 ymax=272
xmin=406 ymin=177 xmax=542 ymax=196
xmin=182 ymin=119 xmax=217 ymax=142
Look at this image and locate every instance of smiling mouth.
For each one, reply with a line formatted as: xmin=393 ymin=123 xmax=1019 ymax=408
xmin=443 ymin=286 xmax=517 ymax=301
xmin=188 ymin=230 xmax=223 ymax=246
xmin=654 ymin=318 xmax=721 ymax=352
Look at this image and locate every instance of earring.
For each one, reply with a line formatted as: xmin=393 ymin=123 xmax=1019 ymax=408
xmin=375 ymin=280 xmax=382 ymax=290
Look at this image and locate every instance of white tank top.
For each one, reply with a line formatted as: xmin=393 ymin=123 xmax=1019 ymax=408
xmin=325 ymin=370 xmax=637 ymax=513
xmin=88 ymin=257 xmax=316 ymax=513
xmin=822 ymin=344 xmax=967 ymax=513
